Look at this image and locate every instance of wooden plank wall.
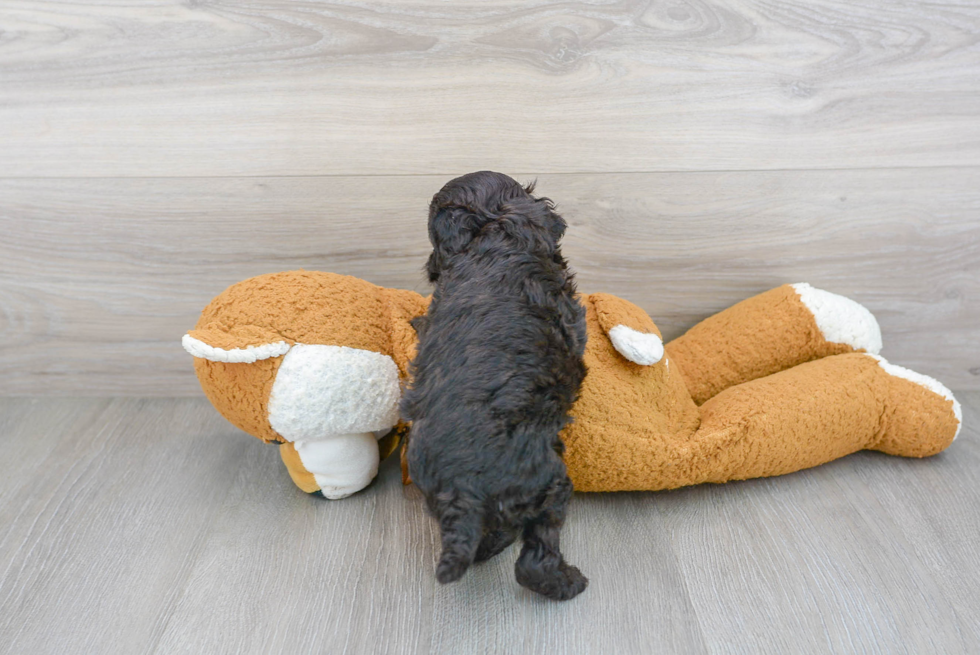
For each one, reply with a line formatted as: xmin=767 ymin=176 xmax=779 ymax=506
xmin=1 ymin=0 xmax=978 ymax=395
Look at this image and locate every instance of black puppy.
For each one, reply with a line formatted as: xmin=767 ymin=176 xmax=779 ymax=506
xmin=401 ymin=171 xmax=588 ymax=601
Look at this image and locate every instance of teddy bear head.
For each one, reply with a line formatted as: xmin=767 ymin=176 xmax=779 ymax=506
xmin=183 ymin=271 xmax=428 ymax=448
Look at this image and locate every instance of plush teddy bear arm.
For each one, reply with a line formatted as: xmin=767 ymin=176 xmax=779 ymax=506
xmin=665 ymin=284 xmax=883 ymax=406
xmin=588 ymin=293 xmax=664 ymax=366
xmin=279 ymin=441 xmax=320 ymax=493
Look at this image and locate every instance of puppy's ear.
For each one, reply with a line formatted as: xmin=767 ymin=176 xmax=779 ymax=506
xmin=430 ymin=206 xmax=489 ymax=253
xmin=427 ymin=206 xmax=491 ymax=279
xmin=523 ymin=181 xmax=566 ymax=246
xmin=495 ymin=196 xmax=567 ymax=256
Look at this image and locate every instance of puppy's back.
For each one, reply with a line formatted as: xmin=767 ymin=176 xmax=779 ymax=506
xmin=404 ymin=250 xmax=584 ymax=470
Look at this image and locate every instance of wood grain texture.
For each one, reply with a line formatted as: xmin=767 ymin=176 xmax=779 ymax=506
xmin=2 ymin=1 xmax=976 ymax=650
xmin=0 ymin=398 xmax=252 ymax=654
xmin=1 ymin=0 xmax=979 ymax=177
xmin=1 ymin=169 xmax=977 ymax=395
xmin=0 ymin=396 xmax=977 ymax=654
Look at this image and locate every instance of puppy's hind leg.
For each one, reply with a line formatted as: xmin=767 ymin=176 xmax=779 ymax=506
xmin=514 ymin=475 xmax=588 ymax=601
xmin=434 ymin=494 xmax=483 ymax=584
xmin=474 ymin=527 xmax=519 ymax=563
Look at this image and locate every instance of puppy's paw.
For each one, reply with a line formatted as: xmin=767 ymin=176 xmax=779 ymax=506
xmin=436 ymin=554 xmax=471 ymax=584
xmin=515 ymin=559 xmax=589 ymax=601
xmin=550 ymin=562 xmax=589 ymax=601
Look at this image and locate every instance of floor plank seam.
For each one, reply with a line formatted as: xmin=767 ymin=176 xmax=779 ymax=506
xmin=1 ymin=163 xmax=979 ymax=181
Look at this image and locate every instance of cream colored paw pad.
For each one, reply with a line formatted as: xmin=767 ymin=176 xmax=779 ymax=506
xmin=868 ymin=354 xmax=962 ymax=440
xmin=792 ymin=283 xmax=883 ymax=354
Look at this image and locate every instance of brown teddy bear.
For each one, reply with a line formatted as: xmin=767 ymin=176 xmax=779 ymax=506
xmin=183 ymin=271 xmax=961 ymax=499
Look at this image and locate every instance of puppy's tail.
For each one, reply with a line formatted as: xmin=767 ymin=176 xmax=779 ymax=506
xmin=434 ymin=496 xmax=484 ymax=584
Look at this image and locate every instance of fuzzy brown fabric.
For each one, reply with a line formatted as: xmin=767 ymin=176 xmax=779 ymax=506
xmin=186 ymin=273 xmax=960 ymax=494
xmin=666 ymin=285 xmax=856 ymax=405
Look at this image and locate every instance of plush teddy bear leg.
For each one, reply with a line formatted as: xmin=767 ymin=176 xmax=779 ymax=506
xmin=278 ymin=434 xmax=380 ymax=499
xmin=865 ymin=355 xmax=963 ymax=457
xmin=665 ymin=284 xmax=882 ymax=405
xmin=680 ymin=353 xmax=960 ymax=488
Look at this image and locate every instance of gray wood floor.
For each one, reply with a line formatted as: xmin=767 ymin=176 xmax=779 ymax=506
xmin=1 ymin=395 xmax=978 ymax=655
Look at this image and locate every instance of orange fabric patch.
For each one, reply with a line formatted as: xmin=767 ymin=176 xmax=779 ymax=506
xmin=279 ymin=442 xmax=320 ymax=494
xmin=666 ymin=284 xmax=853 ymax=405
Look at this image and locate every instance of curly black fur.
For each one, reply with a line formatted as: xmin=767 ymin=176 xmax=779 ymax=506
xmin=402 ymin=171 xmax=588 ymax=601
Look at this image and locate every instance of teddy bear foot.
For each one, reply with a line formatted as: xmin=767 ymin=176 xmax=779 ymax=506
xmin=868 ymin=354 xmax=962 ymax=458
xmin=791 ymin=283 xmax=883 ymax=354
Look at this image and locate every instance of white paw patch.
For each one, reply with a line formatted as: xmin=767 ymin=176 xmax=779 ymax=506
xmin=868 ymin=354 xmax=962 ymax=441
xmin=268 ymin=344 xmax=401 ymax=441
xmin=792 ymin=283 xmax=883 ymax=354
xmin=608 ymin=325 xmax=664 ymax=366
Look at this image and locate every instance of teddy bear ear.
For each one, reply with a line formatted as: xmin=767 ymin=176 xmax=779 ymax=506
xmin=182 ymin=323 xmax=291 ymax=363
xmin=588 ymin=293 xmax=664 ymax=366
xmin=607 ymin=325 xmax=664 ymax=366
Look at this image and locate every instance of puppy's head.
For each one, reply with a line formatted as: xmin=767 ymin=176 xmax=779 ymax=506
xmin=426 ymin=171 xmax=567 ymax=282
